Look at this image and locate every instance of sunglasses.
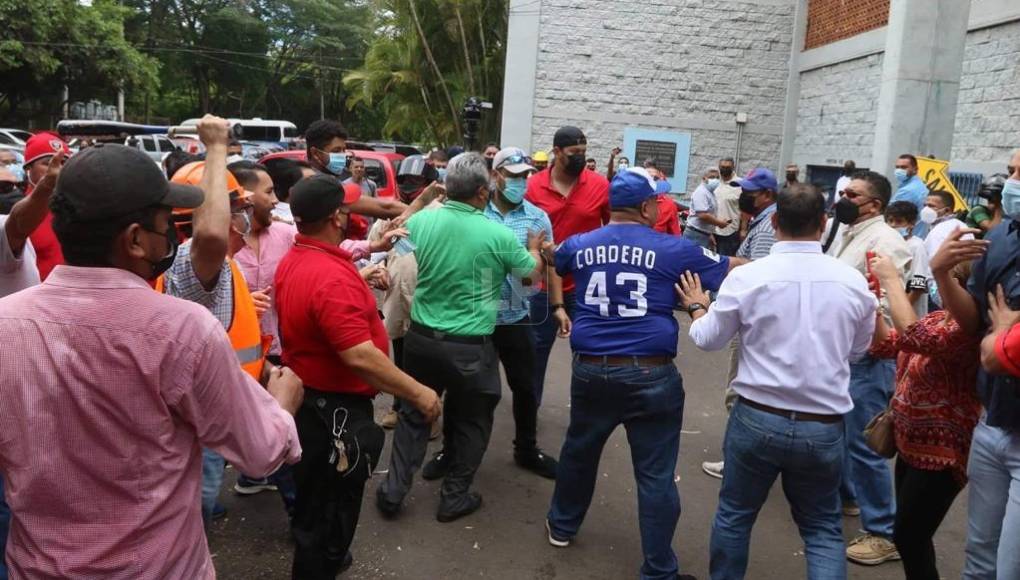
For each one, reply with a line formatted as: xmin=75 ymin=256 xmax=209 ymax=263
xmin=501 ymin=153 xmax=526 ymax=167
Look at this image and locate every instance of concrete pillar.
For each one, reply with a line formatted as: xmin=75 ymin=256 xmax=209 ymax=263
xmin=778 ymin=0 xmax=809 ymax=176
xmin=870 ymin=0 xmax=971 ymax=177
xmin=499 ymin=0 xmax=542 ymax=153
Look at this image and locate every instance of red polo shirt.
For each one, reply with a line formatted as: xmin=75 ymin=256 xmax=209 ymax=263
xmin=274 ymin=234 xmax=386 ymax=397
xmin=995 ymin=324 xmax=1020 ymax=377
xmin=654 ymin=195 xmax=681 ymax=235
xmin=24 ymin=184 xmax=63 ymax=281
xmin=525 ymin=168 xmax=609 ymax=291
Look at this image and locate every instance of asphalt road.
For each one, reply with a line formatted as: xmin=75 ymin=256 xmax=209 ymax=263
xmin=208 ymin=319 xmax=967 ymax=579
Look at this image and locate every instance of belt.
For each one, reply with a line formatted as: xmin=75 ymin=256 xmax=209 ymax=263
xmin=577 ymin=354 xmax=672 ymax=368
xmin=409 ymin=321 xmax=489 ymax=344
xmin=687 ymin=226 xmax=713 ymax=237
xmin=739 ymin=397 xmax=843 ymax=423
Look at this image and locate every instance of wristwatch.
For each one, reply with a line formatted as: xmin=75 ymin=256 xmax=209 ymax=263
xmin=686 ymin=303 xmax=707 ymax=315
xmin=551 ymin=303 xmax=566 ymax=312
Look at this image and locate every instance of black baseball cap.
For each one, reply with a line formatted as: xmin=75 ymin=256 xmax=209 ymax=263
xmin=53 ymin=143 xmax=203 ymax=222
xmin=553 ymin=126 xmax=587 ymax=149
xmin=290 ymin=173 xmax=361 ymax=223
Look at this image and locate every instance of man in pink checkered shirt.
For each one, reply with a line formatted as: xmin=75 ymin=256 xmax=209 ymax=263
xmin=0 ymin=134 xmax=303 ymax=579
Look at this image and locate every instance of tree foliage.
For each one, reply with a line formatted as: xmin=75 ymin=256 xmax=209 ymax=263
xmin=0 ymin=0 xmax=509 ymax=147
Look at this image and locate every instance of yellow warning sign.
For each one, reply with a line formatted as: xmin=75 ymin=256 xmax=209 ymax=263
xmin=917 ymin=157 xmax=969 ymax=211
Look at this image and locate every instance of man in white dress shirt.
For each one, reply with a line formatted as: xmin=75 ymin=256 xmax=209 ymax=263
xmin=679 ymin=184 xmax=877 ymax=580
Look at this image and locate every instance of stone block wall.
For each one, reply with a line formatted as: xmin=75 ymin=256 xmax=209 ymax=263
xmin=526 ymin=0 xmax=796 ymax=192
xmin=792 ymin=53 xmax=884 ymax=167
xmin=952 ymin=19 xmax=1020 ymax=165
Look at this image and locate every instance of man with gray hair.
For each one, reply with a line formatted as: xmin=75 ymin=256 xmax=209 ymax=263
xmin=684 ymin=166 xmax=731 ymax=250
xmin=377 ymin=152 xmax=553 ymax=522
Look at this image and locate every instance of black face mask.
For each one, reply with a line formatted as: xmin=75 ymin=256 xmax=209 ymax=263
xmin=834 ymin=197 xmax=861 ymax=225
xmin=719 ymin=168 xmax=734 ymax=179
xmin=564 ymin=153 xmax=586 ymax=176
xmin=738 ymin=191 xmax=757 ymax=214
xmin=485 ymin=157 xmax=494 ymax=171
xmin=145 ymin=220 xmax=178 ymax=280
xmin=786 ymin=172 xmax=798 ymax=182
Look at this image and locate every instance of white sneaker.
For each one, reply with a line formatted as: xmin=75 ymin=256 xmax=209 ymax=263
xmin=545 ymin=520 xmax=571 ymax=548
xmin=702 ymin=460 xmax=724 ymax=479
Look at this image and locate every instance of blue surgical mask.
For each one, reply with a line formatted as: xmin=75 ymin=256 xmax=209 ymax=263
xmin=895 ymin=226 xmax=911 ymax=239
xmin=437 ymin=167 xmax=447 ymax=183
xmin=502 ymin=177 xmax=527 ymax=204
xmin=7 ymin=164 xmax=24 ymax=183
xmin=706 ymin=178 xmax=720 ymax=192
xmin=326 ymin=152 xmax=347 ymax=175
xmin=894 ymin=168 xmax=909 ymax=184
xmin=617 ymin=162 xmax=629 ymax=170
xmin=1002 ymin=178 xmax=1020 ymax=219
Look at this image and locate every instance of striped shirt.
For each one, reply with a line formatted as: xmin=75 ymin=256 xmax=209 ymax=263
xmin=163 ymin=238 xmax=233 ymax=329
xmin=737 ymin=203 xmax=777 ymax=261
xmin=483 ymin=199 xmax=553 ymax=325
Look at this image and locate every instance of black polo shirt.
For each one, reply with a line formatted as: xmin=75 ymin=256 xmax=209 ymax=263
xmin=968 ymin=217 xmax=1020 ymax=430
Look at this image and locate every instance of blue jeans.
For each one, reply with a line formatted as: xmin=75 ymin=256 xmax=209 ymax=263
xmin=840 ymin=356 xmax=896 ymax=538
xmin=710 ymin=400 xmax=846 ymax=580
xmin=548 ymin=359 xmax=686 ymax=580
xmin=0 ymin=475 xmax=8 ymax=580
xmin=529 ymin=291 xmax=576 ymax=405
xmin=683 ymin=226 xmax=712 ymax=249
xmin=963 ymin=417 xmax=1020 ymax=579
xmin=201 ymin=448 xmax=225 ymax=525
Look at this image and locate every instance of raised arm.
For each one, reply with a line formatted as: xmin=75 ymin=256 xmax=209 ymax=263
xmin=6 ymin=152 xmax=64 ymax=255
xmin=189 ymin=115 xmax=233 ymax=289
xmin=929 ymin=228 xmax=989 ymax=336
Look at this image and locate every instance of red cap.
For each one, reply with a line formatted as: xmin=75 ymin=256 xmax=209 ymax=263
xmin=23 ymin=132 xmax=70 ymax=167
xmin=341 ymin=181 xmax=362 ymax=205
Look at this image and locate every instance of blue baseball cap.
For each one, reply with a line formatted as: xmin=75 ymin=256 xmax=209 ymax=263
xmin=740 ymin=167 xmax=778 ymax=192
xmin=610 ymin=168 xmax=657 ymax=208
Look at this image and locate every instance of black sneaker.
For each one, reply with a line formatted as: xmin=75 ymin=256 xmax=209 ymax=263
xmin=515 ymin=448 xmax=558 ymax=479
xmin=436 ymin=492 xmax=482 ymax=523
xmin=422 ymin=450 xmax=450 ymax=481
xmin=338 ymin=551 xmax=354 ymax=576
xmin=375 ymin=489 xmax=402 ymax=519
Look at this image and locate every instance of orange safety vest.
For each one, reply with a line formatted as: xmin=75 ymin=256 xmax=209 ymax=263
xmin=155 ymin=259 xmax=269 ymax=381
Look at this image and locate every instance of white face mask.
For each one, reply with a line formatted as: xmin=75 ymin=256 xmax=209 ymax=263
xmin=919 ymin=206 xmax=938 ymax=225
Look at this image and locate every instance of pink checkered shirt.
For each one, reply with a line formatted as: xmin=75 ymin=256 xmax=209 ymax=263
xmin=0 ymin=266 xmax=301 ymax=579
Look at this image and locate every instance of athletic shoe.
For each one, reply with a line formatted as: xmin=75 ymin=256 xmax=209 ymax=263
xmin=375 ymin=489 xmax=402 ymax=519
xmin=545 ymin=519 xmax=571 ymax=548
xmin=233 ymin=475 xmax=278 ymax=495
xmin=515 ymin=448 xmax=558 ymax=479
xmin=701 ymin=460 xmax=724 ymax=479
xmin=846 ymin=533 xmax=901 ymax=565
xmin=379 ymin=409 xmax=398 ymax=429
xmin=422 ymin=450 xmax=449 ymax=481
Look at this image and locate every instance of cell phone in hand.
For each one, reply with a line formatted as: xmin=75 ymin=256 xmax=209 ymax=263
xmin=866 ymin=251 xmax=881 ymax=295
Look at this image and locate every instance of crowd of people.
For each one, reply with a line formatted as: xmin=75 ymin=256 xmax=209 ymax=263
xmin=0 ymin=112 xmax=1018 ymax=580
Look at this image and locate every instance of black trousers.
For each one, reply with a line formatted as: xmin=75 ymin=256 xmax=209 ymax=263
xmin=892 ymin=457 xmax=963 ymax=580
xmin=379 ymin=325 xmax=501 ymax=513
xmin=291 ymin=390 xmax=384 ymax=580
xmin=493 ymin=319 xmax=538 ymax=451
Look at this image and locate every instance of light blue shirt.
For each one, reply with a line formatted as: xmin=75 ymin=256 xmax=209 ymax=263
xmin=892 ymin=175 xmax=930 ymax=238
xmin=483 ymin=199 xmax=554 ymax=325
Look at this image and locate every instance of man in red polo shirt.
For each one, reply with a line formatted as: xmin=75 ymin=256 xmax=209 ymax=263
xmin=525 ymin=126 xmax=609 ymax=405
xmin=22 ymin=132 xmax=70 ymax=280
xmin=274 ymin=174 xmax=441 ymax=580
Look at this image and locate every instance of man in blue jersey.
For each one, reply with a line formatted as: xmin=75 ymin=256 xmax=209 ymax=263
xmin=544 ymin=168 xmax=745 ymax=580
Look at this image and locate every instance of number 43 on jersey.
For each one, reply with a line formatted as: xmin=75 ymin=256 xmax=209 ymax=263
xmin=584 ymin=271 xmax=648 ymax=317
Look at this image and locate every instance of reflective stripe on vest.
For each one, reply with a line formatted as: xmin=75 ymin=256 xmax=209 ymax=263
xmin=235 ymin=344 xmax=263 ymax=366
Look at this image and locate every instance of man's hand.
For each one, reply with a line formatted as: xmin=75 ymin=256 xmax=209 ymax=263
xmin=251 ymin=287 xmax=271 ymax=318
xmin=868 ymin=253 xmax=900 ymax=286
xmin=361 ymin=263 xmax=390 ymax=290
xmin=370 ymin=226 xmax=410 ymax=253
xmin=35 ymin=152 xmax=66 ymax=194
xmin=411 ymin=386 xmax=442 ymax=424
xmin=197 ymin=114 xmax=232 ymax=149
xmin=930 ymin=227 xmax=988 ymax=275
xmin=989 ymin=285 xmax=1020 ymax=333
xmin=611 ymin=147 xmax=622 ymax=158
xmin=267 ymin=366 xmax=304 ymax=416
xmin=527 ymin=229 xmax=548 ymax=252
xmin=553 ymin=308 xmax=572 ymax=338
xmin=676 ymin=271 xmax=710 ymax=310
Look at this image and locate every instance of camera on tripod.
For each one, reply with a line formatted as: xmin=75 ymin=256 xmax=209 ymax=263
xmin=462 ymin=97 xmax=493 ymax=152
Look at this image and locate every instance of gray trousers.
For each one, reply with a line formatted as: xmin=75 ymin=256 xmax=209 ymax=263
xmin=378 ymin=325 xmax=501 ymax=513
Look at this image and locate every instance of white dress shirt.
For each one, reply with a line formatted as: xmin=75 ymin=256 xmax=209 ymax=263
xmin=689 ymin=241 xmax=877 ymax=415
xmin=923 ymin=217 xmax=971 ymax=260
xmin=0 ymin=215 xmax=40 ymax=298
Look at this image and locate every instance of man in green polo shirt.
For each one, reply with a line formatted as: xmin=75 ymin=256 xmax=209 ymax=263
xmin=377 ymin=152 xmax=551 ymax=523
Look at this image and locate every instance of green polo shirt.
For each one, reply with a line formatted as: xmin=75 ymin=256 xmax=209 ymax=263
xmin=407 ymin=200 xmax=537 ymax=336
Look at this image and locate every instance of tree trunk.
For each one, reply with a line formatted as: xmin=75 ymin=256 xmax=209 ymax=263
xmin=454 ymin=3 xmax=476 ymax=96
xmin=407 ymin=0 xmax=461 ymax=138
xmin=419 ymin=85 xmax=443 ymax=146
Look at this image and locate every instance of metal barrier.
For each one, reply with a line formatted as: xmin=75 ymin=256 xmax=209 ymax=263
xmin=950 ymin=171 xmax=985 ymax=207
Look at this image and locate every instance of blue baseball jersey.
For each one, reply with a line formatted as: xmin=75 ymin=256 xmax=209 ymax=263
xmin=555 ymin=223 xmax=730 ymax=357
